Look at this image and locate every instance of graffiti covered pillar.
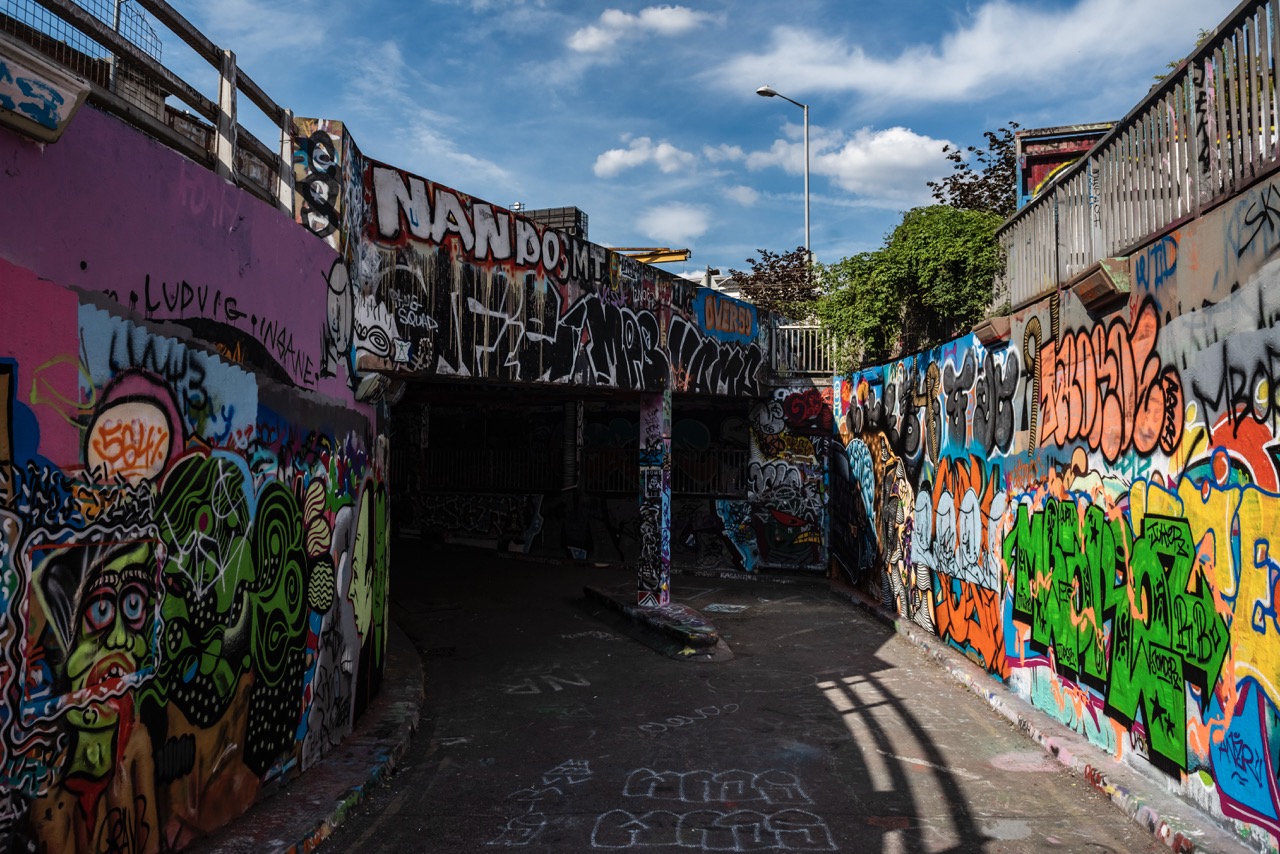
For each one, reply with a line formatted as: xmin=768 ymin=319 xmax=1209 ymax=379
xmin=638 ymin=389 xmax=672 ymax=605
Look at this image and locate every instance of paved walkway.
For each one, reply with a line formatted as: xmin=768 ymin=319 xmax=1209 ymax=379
xmin=194 ymin=545 xmax=1251 ymax=853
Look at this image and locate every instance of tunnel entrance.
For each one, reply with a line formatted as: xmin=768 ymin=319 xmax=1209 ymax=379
xmin=387 ymin=379 xmax=765 ymax=573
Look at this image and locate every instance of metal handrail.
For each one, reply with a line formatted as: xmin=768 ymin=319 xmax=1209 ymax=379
xmin=582 ymin=447 xmax=748 ymax=496
xmin=772 ymin=323 xmax=836 ymax=375
xmin=425 ymin=448 xmax=559 ymax=493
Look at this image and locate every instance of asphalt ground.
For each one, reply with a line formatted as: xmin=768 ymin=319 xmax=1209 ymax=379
xmin=310 ymin=546 xmax=1221 ymax=854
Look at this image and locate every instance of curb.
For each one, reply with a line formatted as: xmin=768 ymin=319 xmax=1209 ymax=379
xmin=829 ymin=583 xmax=1255 ymax=854
xmin=188 ymin=619 xmax=426 ymax=854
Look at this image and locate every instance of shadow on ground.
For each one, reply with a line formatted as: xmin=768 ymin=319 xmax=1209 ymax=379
xmin=318 ymin=540 xmax=1171 ymax=853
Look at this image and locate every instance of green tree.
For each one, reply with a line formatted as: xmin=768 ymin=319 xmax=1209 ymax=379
xmin=727 ymin=246 xmax=817 ymax=317
xmin=815 ymin=206 xmax=1004 ymax=365
xmin=926 ymin=122 xmax=1020 ymax=218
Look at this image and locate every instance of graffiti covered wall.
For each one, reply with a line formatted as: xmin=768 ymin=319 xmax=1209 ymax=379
xmin=290 ymin=119 xmax=768 ymax=399
xmin=748 ymin=385 xmax=831 ymax=571
xmin=0 ymin=108 xmax=387 ymax=851
xmin=832 ymin=179 xmax=1280 ymax=850
xmin=293 ymin=118 xmax=799 ymax=572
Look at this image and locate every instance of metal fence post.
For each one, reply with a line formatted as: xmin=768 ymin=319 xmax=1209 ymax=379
xmin=216 ymin=48 xmax=237 ymax=181
xmin=278 ymin=107 xmax=296 ymax=216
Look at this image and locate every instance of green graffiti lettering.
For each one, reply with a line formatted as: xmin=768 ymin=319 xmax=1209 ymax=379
xmin=1006 ymin=499 xmax=1111 ymax=690
xmin=1006 ymin=508 xmax=1228 ymax=774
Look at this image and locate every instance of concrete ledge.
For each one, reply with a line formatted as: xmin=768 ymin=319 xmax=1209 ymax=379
xmin=584 ymin=584 xmax=719 ymax=647
xmin=187 ymin=620 xmax=425 ymax=854
xmin=829 ymin=582 xmax=1256 ymax=854
xmin=582 ymin=584 xmax=733 ymax=661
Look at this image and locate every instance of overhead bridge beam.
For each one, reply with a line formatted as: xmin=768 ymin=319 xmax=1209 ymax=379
xmin=613 ymin=247 xmax=691 ymax=264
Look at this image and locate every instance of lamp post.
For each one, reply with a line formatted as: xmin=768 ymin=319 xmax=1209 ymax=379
xmin=756 ymin=85 xmax=809 ymax=259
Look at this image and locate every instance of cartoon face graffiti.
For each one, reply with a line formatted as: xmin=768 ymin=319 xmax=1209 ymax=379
xmin=152 ymin=454 xmax=255 ymax=726
xmin=63 ymin=543 xmax=154 ymax=729
xmin=26 ymin=535 xmax=158 ymax=782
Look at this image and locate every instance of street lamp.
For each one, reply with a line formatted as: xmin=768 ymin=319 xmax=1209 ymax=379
xmin=756 ymin=85 xmax=809 ymax=259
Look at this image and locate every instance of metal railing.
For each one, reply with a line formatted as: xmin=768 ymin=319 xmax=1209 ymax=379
xmin=3 ymin=0 xmax=158 ymax=60
xmin=997 ymin=0 xmax=1279 ymax=306
xmin=425 ymin=448 xmax=559 ymax=494
xmin=583 ymin=448 xmax=634 ymax=494
xmin=672 ymin=448 xmax=747 ymax=495
xmin=0 ymin=0 xmax=294 ymax=214
xmin=583 ymin=447 xmax=748 ymax=496
xmin=772 ymin=324 xmax=836 ymax=375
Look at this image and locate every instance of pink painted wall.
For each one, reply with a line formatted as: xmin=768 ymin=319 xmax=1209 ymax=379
xmin=0 ymin=260 xmax=81 ymax=467
xmin=0 ymin=107 xmax=352 ymax=401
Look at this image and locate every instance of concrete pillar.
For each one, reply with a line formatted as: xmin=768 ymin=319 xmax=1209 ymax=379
xmin=637 ymin=389 xmax=671 ymax=606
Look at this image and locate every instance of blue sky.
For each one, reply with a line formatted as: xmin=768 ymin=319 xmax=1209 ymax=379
xmin=164 ymin=0 xmax=1233 ymax=279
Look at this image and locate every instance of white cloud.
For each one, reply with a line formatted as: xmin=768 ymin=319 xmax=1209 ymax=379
xmin=568 ymin=5 xmax=714 ymax=52
xmin=344 ymin=39 xmax=420 ymax=107
xmin=567 ymin=24 xmax=618 ymax=52
xmin=816 ymin=127 xmax=950 ymax=204
xmin=189 ymin=0 xmax=338 ymax=54
xmin=703 ymin=143 xmax=744 ymax=164
xmin=457 ymin=0 xmax=548 ymax=9
xmin=709 ymin=0 xmax=1232 ymax=104
xmin=632 ymin=5 xmax=711 ymax=35
xmin=747 ymin=125 xmax=950 ymax=208
xmin=400 ymin=113 xmax=514 ymax=190
xmin=594 ymin=137 xmax=696 ymax=178
xmin=725 ymin=185 xmax=759 ymax=206
xmin=636 ymin=203 xmax=709 ymax=245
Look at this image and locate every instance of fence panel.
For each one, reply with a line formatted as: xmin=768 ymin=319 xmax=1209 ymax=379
xmin=582 ymin=447 xmax=747 ymax=496
xmin=426 ymin=448 xmax=559 ymax=494
xmin=772 ymin=324 xmax=835 ymax=375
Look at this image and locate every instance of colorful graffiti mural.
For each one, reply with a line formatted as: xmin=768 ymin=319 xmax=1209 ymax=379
xmin=831 ymin=188 xmax=1280 ymax=849
xmin=22 ymin=69 xmax=1280 ymax=853
xmin=745 ymin=386 xmax=830 ymax=571
xmin=638 ymin=391 xmax=673 ymax=605
xmin=0 ymin=95 xmax=387 ymax=852
xmin=0 ymin=284 xmax=387 ymax=852
xmin=324 ymin=125 xmax=787 ymax=579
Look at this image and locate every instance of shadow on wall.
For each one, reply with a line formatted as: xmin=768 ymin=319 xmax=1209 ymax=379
xmin=829 ymin=200 xmax=1280 ymax=849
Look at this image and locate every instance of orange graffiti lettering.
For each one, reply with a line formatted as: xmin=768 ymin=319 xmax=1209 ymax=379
xmin=88 ymin=418 xmax=171 ymax=481
xmin=214 ymin=339 xmax=245 ymax=364
xmin=705 ymin=295 xmax=754 ymax=337
xmin=935 ymin=572 xmax=1007 ymax=678
xmin=1038 ymin=299 xmax=1182 ymax=462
